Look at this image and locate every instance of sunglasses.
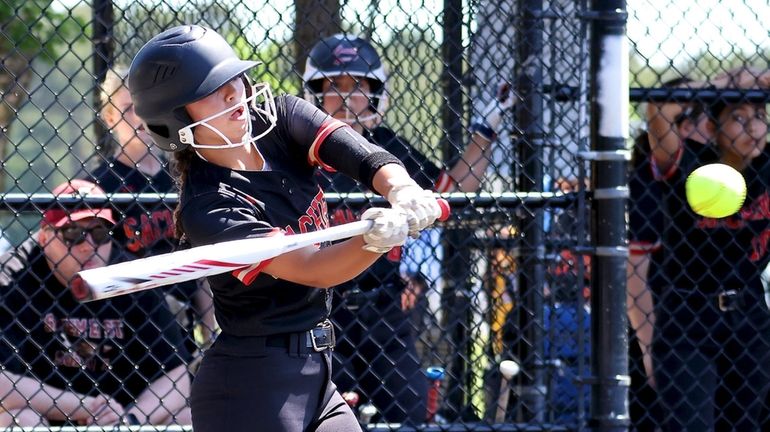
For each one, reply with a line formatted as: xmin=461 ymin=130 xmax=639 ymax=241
xmin=55 ymin=224 xmax=111 ymax=246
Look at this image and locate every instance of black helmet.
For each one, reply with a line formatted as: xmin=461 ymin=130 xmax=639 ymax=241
xmin=129 ymin=25 xmax=260 ymax=151
xmin=303 ymin=34 xmax=388 ymax=119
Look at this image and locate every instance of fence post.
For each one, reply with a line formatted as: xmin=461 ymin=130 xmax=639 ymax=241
xmin=514 ymin=0 xmax=546 ymax=423
xmin=587 ymin=0 xmax=630 ymax=431
xmin=440 ymin=0 xmax=475 ymax=419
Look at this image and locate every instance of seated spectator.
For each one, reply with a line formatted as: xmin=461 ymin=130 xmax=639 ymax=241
xmin=0 ymin=180 xmax=191 ymax=427
xmin=86 ymin=66 xmax=215 ymax=353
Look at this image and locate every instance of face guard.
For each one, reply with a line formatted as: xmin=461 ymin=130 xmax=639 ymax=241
xmin=314 ymin=89 xmax=389 ymax=125
xmin=178 ymin=81 xmax=277 ymax=150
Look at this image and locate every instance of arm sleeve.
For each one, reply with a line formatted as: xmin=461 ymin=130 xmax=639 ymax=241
xmin=281 ymin=95 xmax=403 ymax=191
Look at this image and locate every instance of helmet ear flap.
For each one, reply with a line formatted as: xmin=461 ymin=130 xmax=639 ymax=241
xmin=147 ymin=124 xmax=170 ymax=139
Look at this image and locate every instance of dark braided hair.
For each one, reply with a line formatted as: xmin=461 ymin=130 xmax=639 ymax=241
xmin=171 ymin=147 xmax=196 ymax=241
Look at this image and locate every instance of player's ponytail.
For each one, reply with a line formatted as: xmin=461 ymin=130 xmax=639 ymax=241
xmin=171 ymin=147 xmax=195 ymax=241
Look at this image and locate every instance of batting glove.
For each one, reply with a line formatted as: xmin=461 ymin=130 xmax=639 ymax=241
xmin=471 ymin=82 xmax=516 ymax=141
xmin=386 ymin=180 xmax=441 ymax=237
xmin=362 ymin=207 xmax=409 ymax=254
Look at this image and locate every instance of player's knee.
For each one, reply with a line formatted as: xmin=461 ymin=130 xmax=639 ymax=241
xmin=0 ymin=407 xmax=47 ymax=427
xmin=157 ymin=406 xmax=193 ymax=425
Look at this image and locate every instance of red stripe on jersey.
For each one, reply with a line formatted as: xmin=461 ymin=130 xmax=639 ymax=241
xmin=308 ymin=119 xmax=347 ymax=172
xmin=232 ymin=258 xmax=275 ymax=285
xmin=629 ymin=240 xmax=662 ymax=255
xmin=434 ymin=171 xmax=454 ymax=193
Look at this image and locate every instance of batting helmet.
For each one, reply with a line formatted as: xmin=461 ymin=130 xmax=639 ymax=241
xmin=303 ymin=34 xmax=389 ymax=123
xmin=129 ymin=25 xmax=275 ymax=151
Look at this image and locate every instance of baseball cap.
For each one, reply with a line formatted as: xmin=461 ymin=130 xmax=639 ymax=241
xmin=41 ymin=179 xmax=116 ymax=227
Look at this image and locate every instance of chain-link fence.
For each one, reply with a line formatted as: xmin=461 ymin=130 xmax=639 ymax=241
xmin=0 ymin=0 xmax=769 ymax=431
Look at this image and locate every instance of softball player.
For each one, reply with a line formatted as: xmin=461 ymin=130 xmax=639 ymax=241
xmin=128 ymin=25 xmax=442 ymax=432
xmin=302 ymin=34 xmax=511 ymax=423
xmin=650 ymin=89 xmax=770 ymax=430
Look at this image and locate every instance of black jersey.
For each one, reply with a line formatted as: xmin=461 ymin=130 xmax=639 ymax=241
xmin=86 ymin=159 xmax=176 ymax=257
xmin=657 ymin=139 xmax=770 ymax=293
xmin=0 ymin=238 xmax=189 ymax=406
xmin=180 ymin=95 xmax=348 ymax=337
xmin=317 ymin=126 xmax=444 ymax=292
xmin=86 ymin=160 xmax=198 ymax=300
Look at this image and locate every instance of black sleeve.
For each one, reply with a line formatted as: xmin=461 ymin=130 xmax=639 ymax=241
xmin=180 ymin=191 xmax=277 ymax=247
xmin=280 ymin=95 xmax=403 ymax=191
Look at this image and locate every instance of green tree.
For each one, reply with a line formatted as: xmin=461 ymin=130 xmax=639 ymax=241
xmin=0 ymin=1 xmax=82 ymax=191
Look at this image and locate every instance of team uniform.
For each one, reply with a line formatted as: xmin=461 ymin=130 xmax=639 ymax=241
xmin=0 ymin=238 xmax=189 ymax=417
xmin=652 ymin=139 xmax=770 ymax=430
xmin=318 ymin=125 xmax=448 ymax=423
xmin=86 ymin=160 xmax=176 ymax=258
xmin=86 ymin=160 xmax=200 ymax=352
xmin=182 ymin=94 xmax=401 ymax=432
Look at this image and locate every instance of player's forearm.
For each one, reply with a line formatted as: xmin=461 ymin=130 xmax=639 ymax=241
xmin=131 ymin=364 xmax=190 ymax=424
xmin=626 ymin=254 xmax=655 ymax=377
xmin=370 ymin=163 xmax=416 ymax=197
xmin=265 ymin=238 xmax=382 ymax=288
xmin=646 ymin=102 xmax=683 ymax=174
xmin=445 ymin=133 xmax=494 ymax=193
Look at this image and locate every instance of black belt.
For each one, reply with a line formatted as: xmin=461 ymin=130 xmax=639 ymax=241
xmin=265 ymin=320 xmax=335 ymax=352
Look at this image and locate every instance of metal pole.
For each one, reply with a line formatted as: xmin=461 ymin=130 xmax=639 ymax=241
xmin=587 ymin=1 xmax=630 ymax=431
xmin=514 ymin=0 xmax=546 ymax=423
xmin=440 ymin=0 xmax=473 ymax=420
xmin=92 ymin=0 xmax=114 ymax=156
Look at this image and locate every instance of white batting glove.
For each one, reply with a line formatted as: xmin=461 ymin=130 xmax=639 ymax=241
xmin=361 ymin=207 xmax=409 ymax=254
xmin=473 ymin=82 xmax=516 ymax=140
xmin=386 ymin=180 xmax=441 ymax=237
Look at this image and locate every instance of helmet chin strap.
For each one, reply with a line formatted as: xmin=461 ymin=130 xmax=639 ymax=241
xmin=179 ymin=83 xmax=277 ymax=150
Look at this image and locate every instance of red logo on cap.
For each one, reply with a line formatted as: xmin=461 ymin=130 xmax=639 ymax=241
xmin=333 ymin=45 xmax=359 ymax=65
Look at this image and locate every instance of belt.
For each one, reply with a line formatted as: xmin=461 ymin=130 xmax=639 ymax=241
xmin=265 ymin=320 xmax=335 ymax=352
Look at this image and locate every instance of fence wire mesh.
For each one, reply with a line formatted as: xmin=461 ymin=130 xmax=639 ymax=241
xmin=0 ymin=0 xmax=768 ymax=431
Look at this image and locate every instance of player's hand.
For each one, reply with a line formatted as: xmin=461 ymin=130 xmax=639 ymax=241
xmin=386 ymin=181 xmax=441 ymax=237
xmin=81 ymin=395 xmax=124 ymax=426
xmin=361 ymin=207 xmax=409 ymax=254
xmin=475 ymin=82 xmax=517 ymax=139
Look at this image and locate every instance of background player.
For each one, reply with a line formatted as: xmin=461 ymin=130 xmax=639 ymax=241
xmin=648 ymin=67 xmax=770 ymax=430
xmin=303 ymin=33 xmax=512 ymax=423
xmin=86 ymin=65 xmax=215 ymax=356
